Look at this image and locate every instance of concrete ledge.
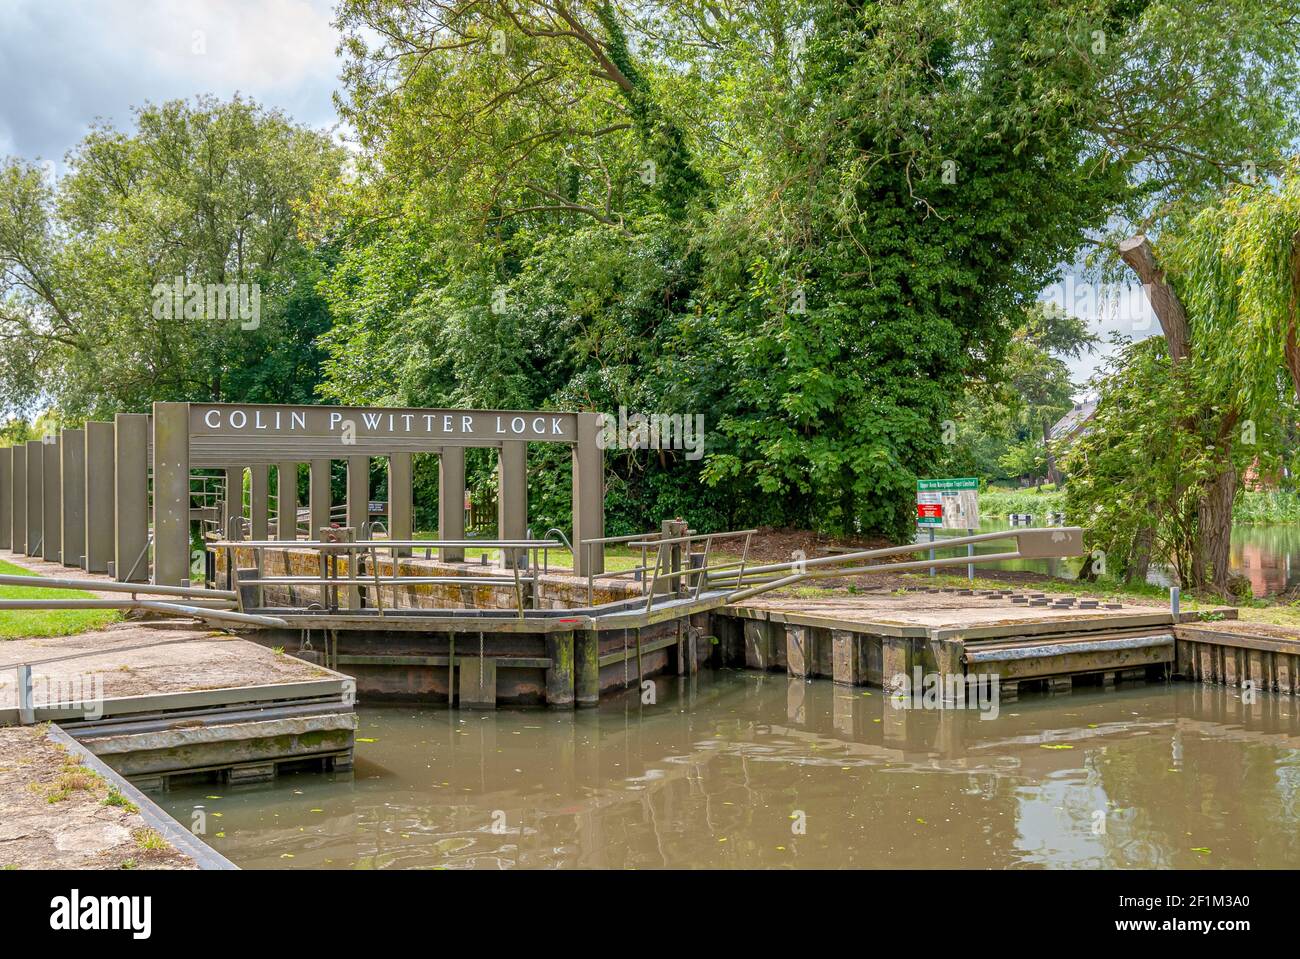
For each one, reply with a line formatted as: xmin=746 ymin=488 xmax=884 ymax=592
xmin=45 ymin=724 xmax=236 ymax=870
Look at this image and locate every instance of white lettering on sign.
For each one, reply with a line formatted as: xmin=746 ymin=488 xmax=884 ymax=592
xmin=193 ymin=407 xmax=576 ymax=442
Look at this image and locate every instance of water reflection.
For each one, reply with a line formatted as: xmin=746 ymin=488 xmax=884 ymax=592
xmin=161 ymin=672 xmax=1300 ymax=869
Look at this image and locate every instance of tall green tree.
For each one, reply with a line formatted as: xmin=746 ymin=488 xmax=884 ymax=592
xmin=0 ymin=96 xmax=344 ymax=419
xmin=321 ymin=0 xmax=1300 ymax=538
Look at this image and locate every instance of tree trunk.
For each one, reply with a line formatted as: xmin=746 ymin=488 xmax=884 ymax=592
xmin=1128 ymin=524 xmax=1153 ymax=586
xmin=1040 ymin=415 xmax=1060 ymax=485
xmin=1198 ymin=464 xmax=1237 ymax=594
xmin=1119 ymin=235 xmax=1192 ymax=366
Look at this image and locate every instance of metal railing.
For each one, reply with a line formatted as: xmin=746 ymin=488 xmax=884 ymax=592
xmin=579 ymin=528 xmax=756 ymax=610
xmin=209 ymin=537 xmax=564 ymax=621
xmin=705 ymin=527 xmax=1085 ymax=602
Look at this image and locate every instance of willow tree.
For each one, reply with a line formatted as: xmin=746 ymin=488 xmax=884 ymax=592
xmin=1079 ymin=166 xmax=1300 ymax=592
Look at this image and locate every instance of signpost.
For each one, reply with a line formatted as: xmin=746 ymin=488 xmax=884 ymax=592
xmin=917 ymin=478 xmax=981 ymax=579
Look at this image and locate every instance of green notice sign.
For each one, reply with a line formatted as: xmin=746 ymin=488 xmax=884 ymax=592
xmin=917 ymin=477 xmax=980 ymax=528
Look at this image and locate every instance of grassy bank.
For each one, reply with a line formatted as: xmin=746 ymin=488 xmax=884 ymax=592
xmin=0 ymin=558 xmax=120 ymax=639
xmin=981 ymin=486 xmax=1300 ymax=525
xmin=980 ymin=486 xmax=1066 ymax=520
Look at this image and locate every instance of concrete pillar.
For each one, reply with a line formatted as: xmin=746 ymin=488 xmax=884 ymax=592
xmin=249 ymin=463 xmax=269 ymax=541
xmin=276 ymin=462 xmax=298 ymax=539
xmin=25 ymin=440 xmax=42 ymax=557
xmin=114 ymin=413 xmax=149 ymax=582
xmin=10 ymin=445 xmax=26 ymax=553
xmin=61 ymin=429 xmax=85 ymax=568
xmin=84 ymin=422 xmax=115 ymax=573
xmin=309 ymin=459 xmax=331 ymax=537
xmin=388 ymin=452 xmax=412 ymax=556
xmin=346 ymin=456 xmax=369 ymax=535
xmin=438 ymin=446 xmax=465 ymax=562
xmin=151 ymin=402 xmax=191 ymax=586
xmin=41 ymin=436 xmax=61 ymax=562
xmin=0 ymin=446 xmax=9 ymax=551
xmin=497 ymin=442 xmax=526 ymax=566
xmin=572 ymin=411 xmax=604 ymax=575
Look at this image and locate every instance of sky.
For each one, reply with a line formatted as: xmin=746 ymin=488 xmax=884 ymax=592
xmin=0 ymin=0 xmax=1157 ymax=392
xmin=0 ymin=0 xmax=342 ymax=165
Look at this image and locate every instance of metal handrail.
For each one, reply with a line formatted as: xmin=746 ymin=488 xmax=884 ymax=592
xmin=712 ymin=528 xmax=1085 ymax=602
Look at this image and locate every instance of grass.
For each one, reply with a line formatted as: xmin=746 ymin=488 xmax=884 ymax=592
xmin=132 ymin=827 xmax=168 ymax=852
xmin=103 ymin=789 xmax=139 ymax=813
xmin=408 ymin=534 xmax=745 ymax=577
xmin=981 ymin=485 xmax=1300 ymax=526
xmin=980 ymin=486 xmax=1067 ymax=519
xmin=0 ymin=557 xmax=121 ymax=639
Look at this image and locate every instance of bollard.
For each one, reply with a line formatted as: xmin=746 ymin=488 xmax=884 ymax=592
xmin=17 ymin=664 xmax=34 ymax=725
xmin=1170 ymin=585 xmax=1180 ymax=618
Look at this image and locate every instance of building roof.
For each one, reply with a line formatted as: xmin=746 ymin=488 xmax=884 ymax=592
xmin=1049 ymin=400 xmax=1097 ymax=443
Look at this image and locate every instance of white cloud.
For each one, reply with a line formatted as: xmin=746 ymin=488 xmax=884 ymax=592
xmin=0 ymin=0 xmax=341 ymax=162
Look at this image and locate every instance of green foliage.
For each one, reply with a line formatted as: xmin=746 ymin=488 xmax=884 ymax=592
xmin=319 ymin=0 xmax=1300 ymax=539
xmin=0 ymin=96 xmax=344 ymax=418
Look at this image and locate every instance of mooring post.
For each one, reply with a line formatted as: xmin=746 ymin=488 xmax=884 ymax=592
xmin=60 ymin=429 xmax=85 ymax=568
xmin=16 ymin=664 xmax=34 ymax=725
xmin=1170 ymin=585 xmax=1180 ymax=618
xmin=545 ymin=630 xmax=575 ymax=708
xmin=831 ymin=628 xmax=863 ymax=686
xmin=575 ymin=629 xmax=601 ymax=707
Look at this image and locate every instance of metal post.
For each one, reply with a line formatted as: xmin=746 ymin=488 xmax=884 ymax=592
xmin=438 ymin=446 xmax=465 ymax=562
xmin=967 ymin=531 xmax=974 ymax=582
xmin=928 ymin=526 xmax=936 ymax=578
xmin=572 ymin=411 xmax=605 ymax=576
xmin=60 ymin=429 xmax=85 ymax=568
xmin=276 ymin=461 xmax=298 ymax=540
xmin=17 ymin=664 xmax=34 ymax=725
xmin=84 ymin=423 xmax=115 ymax=573
xmin=0 ymin=445 xmax=9 ymax=551
xmin=25 ymin=439 xmax=42 ymax=557
xmin=9 ymin=445 xmax=25 ymax=554
xmin=1170 ymin=586 xmax=1180 ymax=618
xmin=114 ymin=413 xmax=150 ymax=582
xmin=41 ymin=435 xmax=61 ymax=562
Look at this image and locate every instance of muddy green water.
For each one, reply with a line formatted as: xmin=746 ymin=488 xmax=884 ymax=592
xmin=160 ymin=672 xmax=1300 ymax=869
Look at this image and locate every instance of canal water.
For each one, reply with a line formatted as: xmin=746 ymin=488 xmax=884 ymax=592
xmin=160 ymin=671 xmax=1300 ymax=869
